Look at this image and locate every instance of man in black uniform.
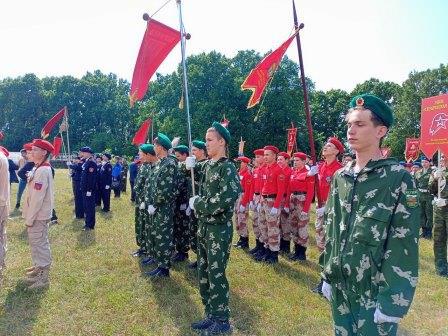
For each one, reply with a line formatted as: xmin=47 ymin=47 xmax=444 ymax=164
xmin=80 ymin=147 xmax=97 ymax=230
xmin=99 ymin=153 xmax=113 ymax=212
xmin=68 ymin=156 xmax=85 ymax=219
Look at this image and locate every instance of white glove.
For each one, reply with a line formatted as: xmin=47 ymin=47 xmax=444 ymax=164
xmin=249 ymin=201 xmax=254 ymax=211
xmin=256 ymin=203 xmax=262 ymax=212
xmin=189 ymin=195 xmax=199 ymax=211
xmin=185 ymin=156 xmax=196 ymax=169
xmin=239 ymin=205 xmax=246 ymax=213
xmin=373 ymin=308 xmax=401 ymax=324
xmin=139 ymin=202 xmax=146 ymax=210
xmin=299 ymin=211 xmax=309 ymax=221
xmin=180 ymin=203 xmax=187 ymax=211
xmin=86 ymin=191 xmax=92 ymax=197
xmin=105 ymin=185 xmax=110 ymax=190
xmin=307 ymin=165 xmax=318 ymax=176
xmin=270 ymin=207 xmax=279 ymax=216
xmin=66 ymin=161 xmax=71 ymax=167
xmin=186 ymin=206 xmax=192 ymax=216
xmin=147 ymin=204 xmax=156 ymax=215
xmin=316 ymin=206 xmax=325 ymax=218
xmin=322 ymin=281 xmax=332 ymax=301
xmin=435 ymin=198 xmax=447 ymax=207
xmin=283 ymin=207 xmax=290 ymax=214
xmin=434 ymin=167 xmax=446 ymax=179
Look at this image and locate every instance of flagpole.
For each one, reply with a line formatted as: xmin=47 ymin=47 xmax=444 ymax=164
xmin=176 ymin=0 xmax=196 ymax=195
xmin=64 ymin=106 xmax=72 ymax=161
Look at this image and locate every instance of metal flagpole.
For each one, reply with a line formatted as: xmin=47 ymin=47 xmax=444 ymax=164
xmin=64 ymin=106 xmax=72 ymax=161
xmin=176 ymin=0 xmax=196 ymax=195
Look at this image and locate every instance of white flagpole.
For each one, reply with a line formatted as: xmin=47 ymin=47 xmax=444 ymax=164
xmin=64 ymin=106 xmax=72 ymax=161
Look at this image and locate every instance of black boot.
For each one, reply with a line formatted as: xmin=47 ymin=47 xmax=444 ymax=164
xmin=296 ymin=245 xmax=307 ymax=261
xmin=191 ymin=315 xmax=213 ymax=330
xmin=145 ymin=267 xmax=169 ymax=278
xmin=233 ymin=236 xmax=248 ymax=249
xmin=264 ymin=250 xmax=278 ymax=264
xmin=172 ymin=251 xmax=188 ymax=262
xmin=280 ymin=239 xmax=290 ymax=254
xmin=249 ymin=239 xmax=262 ymax=255
xmin=426 ymin=227 xmax=433 ymax=239
xmin=288 ymin=243 xmax=300 ymax=260
xmin=253 ymin=246 xmax=268 ymax=261
xmin=311 ymin=278 xmax=323 ymax=295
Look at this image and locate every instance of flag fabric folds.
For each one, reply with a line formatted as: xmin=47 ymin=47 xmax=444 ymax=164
xmin=132 ymin=119 xmax=152 ymax=145
xmin=241 ymin=33 xmax=297 ymax=109
xmin=130 ymin=19 xmax=181 ymax=107
xmin=52 ymin=136 xmax=63 ymax=158
xmin=41 ymin=107 xmax=66 ymax=139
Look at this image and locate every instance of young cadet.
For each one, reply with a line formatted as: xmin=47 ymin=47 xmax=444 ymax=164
xmin=99 ymin=153 xmax=112 ymax=212
xmin=188 ymin=122 xmax=241 ymax=334
xmin=80 ymin=147 xmax=97 ymax=230
xmin=0 ymin=145 xmax=9 ymax=283
xmin=277 ymin=151 xmax=293 ymax=254
xmin=320 ymin=94 xmax=420 ymax=336
xmin=415 ymin=156 xmax=434 ymax=239
xmin=234 ymin=156 xmax=253 ymax=249
xmin=22 ymin=139 xmax=55 ymax=289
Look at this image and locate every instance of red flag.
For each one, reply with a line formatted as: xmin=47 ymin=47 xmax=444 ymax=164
xmin=130 ymin=19 xmax=181 ymax=107
xmin=404 ymin=138 xmax=420 ymax=162
xmin=41 ymin=107 xmax=66 ymax=139
xmin=52 ymin=136 xmax=63 ymax=158
xmin=286 ymin=127 xmax=298 ymax=156
xmin=241 ymin=33 xmax=297 ymax=109
xmin=420 ymin=94 xmax=448 ymax=157
xmin=132 ymin=119 xmax=152 ymax=145
xmin=220 ymin=117 xmax=229 ymax=128
xmin=380 ymin=147 xmax=392 ymax=158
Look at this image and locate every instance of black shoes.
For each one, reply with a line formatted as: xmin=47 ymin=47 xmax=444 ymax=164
xmin=233 ymin=236 xmax=249 ymax=249
xmin=249 ymin=239 xmax=263 ymax=255
xmin=132 ymin=249 xmax=145 ymax=257
xmin=188 ymin=261 xmax=198 ymax=269
xmin=191 ymin=316 xmax=232 ymax=334
xmin=289 ymin=244 xmax=307 ymax=261
xmin=171 ymin=252 xmax=188 ymax=262
xmin=312 ymin=279 xmax=323 ymax=295
xmin=279 ymin=239 xmax=290 ymax=254
xmin=141 ymin=257 xmax=156 ymax=265
xmin=145 ymin=267 xmax=169 ymax=278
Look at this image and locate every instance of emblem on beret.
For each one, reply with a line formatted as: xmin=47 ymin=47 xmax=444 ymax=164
xmin=356 ymin=97 xmax=365 ymax=107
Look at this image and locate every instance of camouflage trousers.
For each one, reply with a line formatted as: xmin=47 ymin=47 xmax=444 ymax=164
xmin=197 ymin=221 xmax=232 ymax=319
xmin=289 ymin=194 xmax=310 ymax=247
xmin=331 ymin=284 xmax=398 ymax=336
xmin=251 ymin=194 xmax=262 ymax=239
xmin=173 ymin=207 xmax=190 ymax=253
xmin=259 ymin=197 xmax=281 ymax=251
xmin=150 ymin=206 xmax=174 ymax=269
xmin=235 ymin=195 xmax=249 ymax=237
xmin=315 ymin=213 xmax=326 ymax=252
xmin=433 ymin=205 xmax=448 ymax=274
xmin=420 ymin=193 xmax=433 ymax=230
xmin=134 ymin=206 xmax=146 ymax=250
xmin=279 ymin=199 xmax=291 ymax=241
xmin=189 ymin=214 xmax=198 ymax=254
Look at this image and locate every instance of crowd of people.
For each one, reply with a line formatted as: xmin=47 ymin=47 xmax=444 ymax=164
xmin=0 ymin=93 xmax=446 ymax=335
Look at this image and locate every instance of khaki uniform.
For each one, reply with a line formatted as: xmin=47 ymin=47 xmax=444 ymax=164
xmin=0 ymin=152 xmax=10 ymax=271
xmin=22 ymin=164 xmax=54 ymax=268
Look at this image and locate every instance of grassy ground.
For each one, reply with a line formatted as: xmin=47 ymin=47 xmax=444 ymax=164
xmin=0 ymin=170 xmax=447 ymax=336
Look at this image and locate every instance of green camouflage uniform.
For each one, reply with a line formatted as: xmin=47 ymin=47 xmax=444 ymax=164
xmin=429 ymin=170 xmax=448 ymax=275
xmin=147 ymin=156 xmax=179 ymax=269
xmin=415 ymin=168 xmax=434 ymax=233
xmin=189 ymin=159 xmax=207 ymax=254
xmin=134 ymin=163 xmax=151 ymax=252
xmin=173 ymin=161 xmax=191 ymax=254
xmin=141 ymin=163 xmax=155 ymax=255
xmin=193 ymin=158 xmax=241 ymax=320
xmin=120 ymin=161 xmax=128 ymax=192
xmin=320 ymin=158 xmax=420 ymax=336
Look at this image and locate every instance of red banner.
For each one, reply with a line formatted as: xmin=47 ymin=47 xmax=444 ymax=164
xmin=130 ymin=19 xmax=180 ymax=107
xmin=380 ymin=147 xmax=392 ymax=158
xmin=132 ymin=119 xmax=152 ymax=145
xmin=221 ymin=117 xmax=229 ymax=128
xmin=41 ymin=107 xmax=66 ymax=139
xmin=241 ymin=32 xmax=297 ymax=109
xmin=286 ymin=128 xmax=298 ymax=156
xmin=52 ymin=136 xmax=63 ymax=158
xmin=420 ymin=93 xmax=448 ymax=157
xmin=404 ymin=138 xmax=420 ymax=162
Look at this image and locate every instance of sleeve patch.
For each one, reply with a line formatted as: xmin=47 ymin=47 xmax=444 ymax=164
xmin=34 ymin=182 xmax=43 ymax=190
xmin=405 ymin=189 xmax=419 ymax=208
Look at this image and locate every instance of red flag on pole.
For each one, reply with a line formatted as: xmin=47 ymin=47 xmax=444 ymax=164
xmin=286 ymin=127 xmax=298 ymax=156
xmin=52 ymin=136 xmax=63 ymax=158
xmin=132 ymin=119 xmax=152 ymax=145
xmin=241 ymin=32 xmax=298 ymax=109
xmin=130 ymin=19 xmax=181 ymax=107
xmin=420 ymin=93 xmax=448 ymax=157
xmin=404 ymin=138 xmax=420 ymax=162
xmin=41 ymin=107 xmax=66 ymax=139
xmin=220 ymin=116 xmax=229 ymax=128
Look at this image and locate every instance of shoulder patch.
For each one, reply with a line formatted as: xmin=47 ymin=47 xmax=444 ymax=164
xmin=89 ymin=167 xmax=95 ymax=172
xmin=34 ymin=182 xmax=43 ymax=191
xmin=405 ymin=189 xmax=419 ymax=208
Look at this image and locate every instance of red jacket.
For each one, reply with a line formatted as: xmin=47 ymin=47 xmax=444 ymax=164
xmin=249 ymin=165 xmax=265 ymax=201
xmin=287 ymin=166 xmax=315 ymax=213
xmin=261 ymin=162 xmax=286 ymax=208
xmin=317 ymin=159 xmax=343 ymax=204
xmin=239 ymin=167 xmax=253 ymax=207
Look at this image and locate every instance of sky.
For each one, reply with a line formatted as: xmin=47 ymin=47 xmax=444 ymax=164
xmin=0 ymin=0 xmax=447 ymax=92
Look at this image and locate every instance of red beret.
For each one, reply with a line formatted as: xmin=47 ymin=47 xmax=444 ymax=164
xmin=32 ymin=139 xmax=55 ymax=153
xmin=263 ymin=145 xmax=279 ymax=154
xmin=293 ymin=152 xmax=307 ymax=160
xmin=0 ymin=146 xmax=9 ymax=157
xmin=253 ymin=149 xmax=264 ymax=156
xmin=327 ymin=137 xmax=344 ymax=154
xmin=236 ymin=156 xmax=251 ymax=164
xmin=23 ymin=143 xmax=33 ymax=151
xmin=278 ymin=152 xmax=290 ymax=159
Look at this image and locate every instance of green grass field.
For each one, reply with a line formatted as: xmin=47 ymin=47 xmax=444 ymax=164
xmin=0 ymin=170 xmax=447 ymax=336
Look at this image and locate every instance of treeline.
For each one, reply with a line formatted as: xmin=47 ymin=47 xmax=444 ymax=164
xmin=0 ymin=50 xmax=447 ymax=158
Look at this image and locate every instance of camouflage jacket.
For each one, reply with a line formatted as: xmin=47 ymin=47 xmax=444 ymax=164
xmin=194 ymin=158 xmax=241 ymax=225
xmin=134 ymin=163 xmax=151 ymax=205
xmin=429 ymin=169 xmax=448 ymax=198
xmin=146 ymin=156 xmax=179 ymax=206
xmin=176 ymin=161 xmax=190 ymax=207
xmin=415 ymin=168 xmax=433 ymax=193
xmin=320 ymin=158 xmax=420 ymax=318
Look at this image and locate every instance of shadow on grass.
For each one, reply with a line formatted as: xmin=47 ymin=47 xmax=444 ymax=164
xmin=76 ymin=229 xmax=96 ymax=249
xmin=0 ymin=282 xmax=46 ymax=336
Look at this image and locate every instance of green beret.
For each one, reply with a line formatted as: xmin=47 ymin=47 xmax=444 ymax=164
xmin=139 ymin=144 xmax=155 ymax=155
xmin=192 ymin=140 xmax=206 ymax=151
xmin=154 ymin=132 xmax=172 ymax=150
xmin=349 ymin=94 xmax=394 ymax=127
xmin=211 ymin=121 xmax=231 ymax=144
xmin=174 ymin=145 xmax=189 ymax=155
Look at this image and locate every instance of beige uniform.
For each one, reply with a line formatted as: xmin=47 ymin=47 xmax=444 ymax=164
xmin=22 ymin=163 xmax=54 ymax=267
xmin=0 ymin=152 xmax=10 ymax=270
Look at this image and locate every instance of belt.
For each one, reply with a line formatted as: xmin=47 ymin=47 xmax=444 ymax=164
xmin=292 ymin=191 xmax=306 ymax=195
xmin=254 ymin=192 xmax=260 ymax=195
xmin=418 ymin=188 xmax=428 ymax=193
xmin=262 ymin=194 xmax=277 ymax=199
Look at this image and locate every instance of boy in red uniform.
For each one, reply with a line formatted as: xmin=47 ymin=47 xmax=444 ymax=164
xmin=249 ymin=149 xmax=265 ymax=256
xmin=234 ymin=156 xmax=253 ymax=249
xmin=277 ymin=152 xmax=293 ymax=254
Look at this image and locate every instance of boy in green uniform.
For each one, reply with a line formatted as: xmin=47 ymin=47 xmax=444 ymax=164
xmin=320 ymin=94 xmax=420 ymax=336
xmin=189 ymin=122 xmax=241 ymax=334
xmin=415 ymin=156 xmax=434 ymax=239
